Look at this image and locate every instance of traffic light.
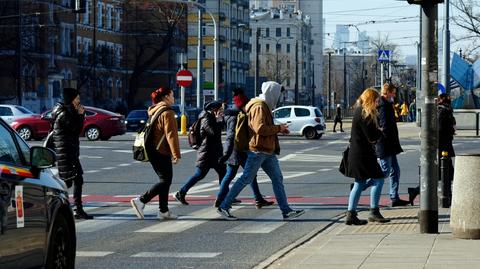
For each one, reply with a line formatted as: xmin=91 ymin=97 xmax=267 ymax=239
xmin=407 ymin=0 xmax=444 ymax=5
xmin=72 ymin=0 xmax=86 ymax=13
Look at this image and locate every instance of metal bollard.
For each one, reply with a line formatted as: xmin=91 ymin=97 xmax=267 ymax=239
xmin=439 ymin=151 xmax=452 ymax=208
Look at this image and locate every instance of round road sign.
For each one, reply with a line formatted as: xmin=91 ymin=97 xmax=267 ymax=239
xmin=176 ymin=69 xmax=193 ymax=87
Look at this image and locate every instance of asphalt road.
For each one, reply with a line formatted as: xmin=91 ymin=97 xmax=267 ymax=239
xmin=28 ymin=128 xmax=480 ymax=269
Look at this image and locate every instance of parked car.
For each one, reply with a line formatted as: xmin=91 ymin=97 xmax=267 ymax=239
xmin=10 ymin=114 xmax=52 ymax=141
xmin=42 ymin=106 xmax=126 ymax=141
xmin=0 ymin=117 xmax=76 ymax=268
xmin=125 ymin=109 xmax=148 ymax=132
xmin=273 ymin=105 xmax=326 ymax=139
xmin=0 ymin=105 xmax=36 ymax=125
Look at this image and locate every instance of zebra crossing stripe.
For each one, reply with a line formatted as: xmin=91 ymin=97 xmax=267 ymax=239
xmin=135 ymin=206 xmax=243 ymax=233
xmin=76 ymin=251 xmax=114 ymax=257
xmin=131 ymin=252 xmax=221 ymax=258
xmin=224 ymin=209 xmax=285 ymax=234
xmin=279 ymin=154 xmax=342 ymax=162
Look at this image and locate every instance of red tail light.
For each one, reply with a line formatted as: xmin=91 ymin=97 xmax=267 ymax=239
xmin=315 ymin=117 xmax=321 ymax=123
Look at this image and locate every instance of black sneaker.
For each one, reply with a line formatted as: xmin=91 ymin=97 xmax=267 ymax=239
xmin=391 ymin=199 xmax=410 ymax=207
xmin=214 ymin=199 xmax=221 ymax=208
xmin=175 ymin=191 xmax=189 ymax=205
xmin=232 ymin=198 xmax=242 ymax=205
xmin=283 ymin=209 xmax=305 ymax=220
xmin=217 ymin=208 xmax=237 ymax=220
xmin=255 ymin=199 xmax=274 ymax=209
xmin=74 ymin=208 xmax=93 ymax=220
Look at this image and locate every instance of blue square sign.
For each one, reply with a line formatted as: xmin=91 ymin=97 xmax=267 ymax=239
xmin=378 ymin=50 xmax=390 ymax=63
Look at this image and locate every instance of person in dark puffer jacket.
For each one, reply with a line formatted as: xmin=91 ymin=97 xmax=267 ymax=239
xmin=52 ymin=87 xmax=92 ymax=219
xmin=175 ymin=100 xmax=226 ymax=205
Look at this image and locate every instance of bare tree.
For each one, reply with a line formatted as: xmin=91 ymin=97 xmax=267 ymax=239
xmin=451 ymin=0 xmax=480 ymax=59
xmin=260 ymin=53 xmax=292 ymax=84
xmin=123 ymin=1 xmax=186 ymax=109
xmin=369 ymin=33 xmax=401 ymax=62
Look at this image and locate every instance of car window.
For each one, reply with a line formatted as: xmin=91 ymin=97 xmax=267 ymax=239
xmin=274 ymin=108 xmax=291 ymax=119
xmin=128 ymin=110 xmax=147 ymax=118
xmin=315 ymin=108 xmax=323 ymax=117
xmin=0 ymin=124 xmax=22 ymax=165
xmin=15 ymin=106 xmax=34 ymax=114
xmin=14 ymin=132 xmax=31 ymax=165
xmin=0 ymin=107 xmax=13 ymax=116
xmin=85 ymin=110 xmax=96 ymax=116
xmin=294 ymin=108 xmax=310 ymax=117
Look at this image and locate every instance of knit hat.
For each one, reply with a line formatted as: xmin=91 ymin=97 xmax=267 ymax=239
xmin=233 ymin=94 xmax=249 ymax=109
xmin=204 ymin=100 xmax=222 ymax=111
xmin=233 ymin=87 xmax=245 ymax=97
xmin=62 ymin=88 xmax=79 ymax=104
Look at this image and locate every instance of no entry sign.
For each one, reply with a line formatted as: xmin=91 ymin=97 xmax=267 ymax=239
xmin=176 ymin=69 xmax=193 ymax=87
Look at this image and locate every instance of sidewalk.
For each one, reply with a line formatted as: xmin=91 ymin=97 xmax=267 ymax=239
xmin=260 ymin=207 xmax=480 ymax=269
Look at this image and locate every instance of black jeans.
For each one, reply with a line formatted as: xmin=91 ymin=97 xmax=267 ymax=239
xmin=73 ymin=175 xmax=84 ymax=207
xmin=180 ymin=163 xmax=226 ymax=194
xmin=333 ymin=118 xmax=343 ymax=131
xmin=140 ymin=153 xmax=173 ymax=213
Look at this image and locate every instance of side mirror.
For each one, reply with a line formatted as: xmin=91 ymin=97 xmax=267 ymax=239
xmin=30 ymin=146 xmax=56 ymax=169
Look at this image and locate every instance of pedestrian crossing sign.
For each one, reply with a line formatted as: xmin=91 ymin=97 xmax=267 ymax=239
xmin=378 ymin=50 xmax=390 ymax=63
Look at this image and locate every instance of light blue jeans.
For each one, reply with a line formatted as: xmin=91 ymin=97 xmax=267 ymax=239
xmin=220 ymin=151 xmax=292 ymax=215
xmin=378 ymin=155 xmax=401 ymax=201
xmin=347 ymin=178 xmax=385 ymax=211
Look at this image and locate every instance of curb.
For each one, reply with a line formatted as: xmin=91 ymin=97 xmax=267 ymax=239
xmin=253 ymin=213 xmax=345 ymax=269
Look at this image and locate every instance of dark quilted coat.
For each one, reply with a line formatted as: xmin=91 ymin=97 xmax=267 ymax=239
xmin=222 ymin=108 xmax=241 ymax=166
xmin=375 ymin=96 xmax=403 ymax=158
xmin=51 ymin=102 xmax=84 ymax=181
xmin=195 ymin=110 xmax=223 ymax=167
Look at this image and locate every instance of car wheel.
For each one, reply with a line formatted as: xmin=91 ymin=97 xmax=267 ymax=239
xmin=46 ymin=214 xmax=75 ymax=269
xmin=17 ymin=126 xmax=33 ymax=141
xmin=85 ymin=126 xmax=101 ymax=141
xmin=304 ymin=127 xmax=317 ymax=140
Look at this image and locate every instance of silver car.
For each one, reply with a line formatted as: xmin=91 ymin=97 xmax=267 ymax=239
xmin=0 ymin=105 xmax=36 ymax=125
xmin=273 ymin=105 xmax=326 ymax=139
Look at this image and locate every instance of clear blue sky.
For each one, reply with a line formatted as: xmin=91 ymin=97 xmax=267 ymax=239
xmin=322 ymin=0 xmax=463 ymax=58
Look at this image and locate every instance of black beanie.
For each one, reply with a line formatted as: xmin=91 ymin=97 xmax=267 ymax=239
xmin=63 ymin=88 xmax=79 ymax=104
xmin=204 ymin=100 xmax=222 ymax=111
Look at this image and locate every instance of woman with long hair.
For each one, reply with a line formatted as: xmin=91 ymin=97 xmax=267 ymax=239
xmin=131 ymin=87 xmax=181 ymax=220
xmin=344 ymin=88 xmax=390 ymax=225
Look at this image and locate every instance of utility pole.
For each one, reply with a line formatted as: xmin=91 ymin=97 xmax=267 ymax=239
xmin=196 ymin=4 xmax=203 ymax=108
xmin=442 ymin=0 xmax=450 ymax=94
xmin=16 ymin=0 xmax=22 ymax=105
xmin=408 ymin=0 xmax=442 ymax=234
xmin=294 ymin=39 xmax=299 ymax=105
xmin=255 ymin=27 xmax=260 ymax=96
xmin=343 ymin=47 xmax=347 ymax=110
xmin=327 ymin=51 xmax=332 ymax=119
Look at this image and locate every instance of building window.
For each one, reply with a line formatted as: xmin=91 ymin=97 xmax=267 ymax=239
xmin=106 ymin=5 xmax=112 ymax=29
xmin=83 ymin=0 xmax=90 ymax=24
xmin=97 ymin=2 xmax=103 ymax=28
xmin=265 ymin=28 xmax=270 ymax=37
xmin=276 ymin=28 xmax=281 ymax=37
xmin=287 ymin=60 xmax=290 ymax=69
xmin=276 ymin=43 xmax=281 ymax=52
xmin=60 ymin=25 xmax=73 ymax=56
xmin=116 ymin=80 xmax=122 ymax=99
xmin=287 ymin=28 xmax=290 ymax=37
xmin=287 ymin=44 xmax=290 ymax=53
xmin=266 ymin=44 xmax=270 ymax=53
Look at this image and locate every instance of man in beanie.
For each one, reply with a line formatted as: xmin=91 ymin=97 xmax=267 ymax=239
xmin=175 ymin=100 xmax=226 ymax=205
xmin=215 ymin=89 xmax=274 ymax=208
xmin=217 ymin=81 xmax=305 ymax=220
xmin=52 ymin=87 xmax=92 ymax=219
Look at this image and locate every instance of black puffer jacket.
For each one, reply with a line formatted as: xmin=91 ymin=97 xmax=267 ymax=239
xmin=375 ymin=96 xmax=403 ymax=158
xmin=221 ymin=108 xmax=241 ymax=166
xmin=195 ymin=110 xmax=223 ymax=167
xmin=52 ymin=102 xmax=84 ymax=181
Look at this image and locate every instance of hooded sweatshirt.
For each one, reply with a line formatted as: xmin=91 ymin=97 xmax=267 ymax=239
xmin=245 ymin=81 xmax=282 ymax=155
xmin=147 ymin=102 xmax=181 ymax=160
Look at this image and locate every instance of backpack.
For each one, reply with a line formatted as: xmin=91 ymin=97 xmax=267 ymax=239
xmin=188 ymin=115 xmax=204 ymax=150
xmin=234 ymin=111 xmax=249 ymax=152
xmin=132 ymin=107 xmax=171 ymax=162
xmin=234 ymin=102 xmax=266 ymax=152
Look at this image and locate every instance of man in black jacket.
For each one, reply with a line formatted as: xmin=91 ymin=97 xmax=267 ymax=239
xmin=175 ymin=100 xmax=226 ymax=205
xmin=52 ymin=88 xmax=92 ymax=219
xmin=373 ymin=83 xmax=410 ymax=207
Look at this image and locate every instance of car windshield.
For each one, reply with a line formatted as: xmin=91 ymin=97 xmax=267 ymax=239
xmin=315 ymin=109 xmax=323 ymax=117
xmin=15 ymin=106 xmax=34 ymax=114
xmin=128 ymin=110 xmax=148 ymax=118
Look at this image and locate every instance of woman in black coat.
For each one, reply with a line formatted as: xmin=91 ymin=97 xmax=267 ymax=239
xmin=175 ymin=100 xmax=227 ymax=205
xmin=52 ymin=88 xmax=92 ymax=219
xmin=344 ymin=88 xmax=389 ymax=225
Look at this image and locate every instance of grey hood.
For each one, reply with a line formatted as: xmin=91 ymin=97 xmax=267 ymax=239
xmin=259 ymin=81 xmax=282 ymax=110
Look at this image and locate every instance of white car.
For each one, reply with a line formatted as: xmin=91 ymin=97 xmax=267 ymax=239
xmin=0 ymin=104 xmax=36 ymax=124
xmin=273 ymin=105 xmax=326 ymax=139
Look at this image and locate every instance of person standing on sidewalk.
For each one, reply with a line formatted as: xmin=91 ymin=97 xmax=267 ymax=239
xmin=217 ymin=81 xmax=305 ymax=221
xmin=52 ymin=88 xmax=92 ymax=219
xmin=175 ymin=100 xmax=226 ymax=205
xmin=333 ymin=104 xmax=344 ymax=132
xmin=400 ymin=102 xmax=409 ymax=122
xmin=344 ymin=88 xmax=390 ymax=225
xmin=131 ymin=87 xmax=181 ymax=220
xmin=215 ymin=89 xmax=274 ymax=209
xmin=375 ymin=83 xmax=410 ymax=207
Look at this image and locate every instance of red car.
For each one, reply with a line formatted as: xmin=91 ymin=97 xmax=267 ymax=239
xmin=11 ymin=106 xmax=126 ymax=141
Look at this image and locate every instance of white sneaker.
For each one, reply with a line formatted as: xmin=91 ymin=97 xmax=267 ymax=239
xmin=130 ymin=198 xmax=145 ymax=219
xmin=158 ymin=211 xmax=178 ymax=220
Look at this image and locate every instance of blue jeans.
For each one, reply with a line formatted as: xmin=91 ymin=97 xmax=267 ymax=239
xmin=220 ymin=151 xmax=292 ymax=215
xmin=217 ymin=163 xmax=263 ymax=203
xmin=378 ymin=155 xmax=401 ymax=201
xmin=180 ymin=164 xmax=226 ymax=194
xmin=347 ymin=178 xmax=384 ymax=211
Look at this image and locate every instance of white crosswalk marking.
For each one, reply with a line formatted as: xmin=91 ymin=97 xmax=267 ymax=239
xmin=77 ymin=251 xmax=114 ymax=257
xmin=135 ymin=206 xmax=243 ymax=233
xmin=76 ymin=205 xmax=161 ymax=233
xmin=224 ymin=209 xmax=285 ymax=234
xmin=279 ymin=153 xmax=341 ymax=162
xmin=131 ymin=252 xmax=221 ymax=258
